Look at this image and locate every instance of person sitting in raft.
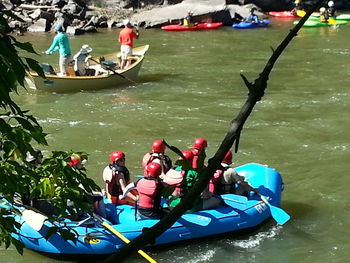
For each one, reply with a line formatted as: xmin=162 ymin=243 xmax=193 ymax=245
xmin=183 ymin=10 xmax=195 ymax=27
xmin=244 ymin=8 xmax=260 ymax=23
xmin=142 ymin=140 xmax=173 ymax=179
xmin=73 ymin=44 xmax=95 ymax=76
xmin=291 ymin=0 xmax=303 ymax=15
xmin=66 ymin=154 xmax=106 ymax=218
xmin=102 ymin=151 xmax=137 ymax=206
xmin=209 ymin=150 xmax=256 ymax=196
xmin=327 ymin=1 xmax=336 ymax=18
xmin=192 ymin=138 xmax=207 ymax=171
xmin=319 ymin=7 xmax=330 ymax=23
xmin=168 ymin=150 xmax=221 ymax=212
xmin=120 ymin=162 xmax=166 ymax=219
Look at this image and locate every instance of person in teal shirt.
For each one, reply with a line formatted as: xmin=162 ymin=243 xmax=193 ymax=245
xmin=45 ymin=25 xmax=72 ymax=76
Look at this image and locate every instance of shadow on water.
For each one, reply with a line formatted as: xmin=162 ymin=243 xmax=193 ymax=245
xmin=282 ymin=200 xmax=315 ymax=220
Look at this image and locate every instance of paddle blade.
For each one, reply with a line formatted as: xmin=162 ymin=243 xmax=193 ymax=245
xmin=296 ymin=10 xmax=306 ymax=17
xmin=267 ymin=203 xmax=290 ymax=225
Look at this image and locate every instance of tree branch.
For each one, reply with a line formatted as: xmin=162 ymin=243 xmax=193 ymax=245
xmin=103 ymin=1 xmax=325 ymax=262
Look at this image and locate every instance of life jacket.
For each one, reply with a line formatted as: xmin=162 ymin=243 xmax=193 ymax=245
xmin=136 ymin=177 xmax=161 ymax=209
xmin=209 ymin=169 xmax=223 ymax=194
xmin=142 ymin=153 xmax=172 ymax=173
xmin=163 ymin=169 xmax=184 ymax=186
xmin=107 ymin=164 xmax=132 ymax=205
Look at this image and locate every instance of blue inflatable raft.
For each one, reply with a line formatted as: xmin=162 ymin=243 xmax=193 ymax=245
xmin=232 ymin=20 xmax=270 ymax=29
xmin=7 ymin=163 xmax=286 ymax=257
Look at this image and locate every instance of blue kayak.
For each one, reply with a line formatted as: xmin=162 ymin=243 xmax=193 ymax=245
xmin=232 ymin=19 xmax=270 ymax=29
xmin=6 ymin=163 xmax=287 ymax=256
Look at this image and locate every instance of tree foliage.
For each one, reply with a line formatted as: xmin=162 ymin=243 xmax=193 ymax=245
xmin=0 ymin=10 xmax=100 ymax=252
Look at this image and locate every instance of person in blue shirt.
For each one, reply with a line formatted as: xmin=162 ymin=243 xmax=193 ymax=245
xmin=45 ymin=24 xmax=72 ymax=76
xmin=244 ymin=8 xmax=259 ymax=23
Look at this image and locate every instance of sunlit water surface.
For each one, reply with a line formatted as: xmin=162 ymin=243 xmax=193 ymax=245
xmin=2 ymin=17 xmax=350 ymax=262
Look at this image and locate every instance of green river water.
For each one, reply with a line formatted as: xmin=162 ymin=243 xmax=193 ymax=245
xmin=1 ymin=17 xmax=350 ymax=262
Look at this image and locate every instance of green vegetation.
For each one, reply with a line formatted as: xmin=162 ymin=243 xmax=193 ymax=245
xmin=0 ymin=11 xmax=100 ymax=253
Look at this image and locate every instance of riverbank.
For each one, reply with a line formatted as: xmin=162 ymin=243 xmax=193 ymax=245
xmin=5 ymin=0 xmax=350 ymax=35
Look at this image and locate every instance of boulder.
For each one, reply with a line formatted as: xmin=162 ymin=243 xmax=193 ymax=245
xmin=131 ymin=0 xmax=228 ymax=28
xmin=66 ymin=25 xmax=85 ymax=35
xmin=27 ymin=18 xmax=49 ymax=32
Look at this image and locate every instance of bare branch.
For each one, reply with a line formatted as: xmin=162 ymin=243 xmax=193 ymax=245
xmin=103 ymin=1 xmax=325 ymax=262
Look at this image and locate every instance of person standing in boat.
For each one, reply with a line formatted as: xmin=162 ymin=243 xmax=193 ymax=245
xmin=142 ymin=140 xmax=173 ymax=178
xmin=103 ymin=151 xmax=137 ymax=205
xmin=192 ymin=138 xmax=207 ymax=171
xmin=120 ymin=162 xmax=166 ymax=219
xmin=73 ymin=44 xmax=95 ymax=76
xmin=118 ymin=19 xmax=139 ymax=70
xmin=45 ymin=24 xmax=72 ymax=76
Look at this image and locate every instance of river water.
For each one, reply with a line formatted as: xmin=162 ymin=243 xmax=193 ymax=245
xmin=2 ymin=17 xmax=350 ymax=262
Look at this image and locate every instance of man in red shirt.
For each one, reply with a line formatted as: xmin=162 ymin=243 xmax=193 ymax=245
xmin=118 ymin=19 xmax=139 ymax=69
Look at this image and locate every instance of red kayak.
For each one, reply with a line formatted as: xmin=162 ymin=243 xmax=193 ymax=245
xmin=161 ymin=22 xmax=223 ymax=31
xmin=268 ymin=11 xmax=299 ymax=18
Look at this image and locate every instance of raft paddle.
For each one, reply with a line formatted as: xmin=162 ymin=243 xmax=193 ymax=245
xmin=89 ymin=58 xmax=137 ymax=84
xmin=254 ymin=191 xmax=290 ymax=225
xmin=94 ymin=214 xmax=157 ymax=263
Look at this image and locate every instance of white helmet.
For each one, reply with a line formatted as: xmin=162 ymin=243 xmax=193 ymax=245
xmin=319 ymin=7 xmax=326 ymax=12
xmin=328 ymin=1 xmax=334 ymax=7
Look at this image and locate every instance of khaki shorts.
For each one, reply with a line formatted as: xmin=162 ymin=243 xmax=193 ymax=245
xmin=121 ymin=45 xmax=132 ymax=60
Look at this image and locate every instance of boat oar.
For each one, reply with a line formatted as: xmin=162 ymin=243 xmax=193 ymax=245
xmin=94 ymin=215 xmax=157 ymax=263
xmin=89 ymin=58 xmax=137 ymax=84
xmin=254 ymin=191 xmax=290 ymax=225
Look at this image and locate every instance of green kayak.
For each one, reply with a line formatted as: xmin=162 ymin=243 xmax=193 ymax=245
xmin=294 ymin=20 xmax=347 ymax=27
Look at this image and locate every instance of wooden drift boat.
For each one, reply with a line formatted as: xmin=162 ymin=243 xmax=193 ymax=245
xmin=25 ymin=45 xmax=149 ymax=93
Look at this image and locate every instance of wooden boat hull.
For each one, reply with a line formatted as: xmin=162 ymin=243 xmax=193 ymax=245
xmin=25 ymin=45 xmax=149 ymax=93
xmin=7 ymin=163 xmax=285 ymax=256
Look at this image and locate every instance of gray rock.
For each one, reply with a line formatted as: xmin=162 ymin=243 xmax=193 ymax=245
xmin=66 ymin=25 xmax=85 ymax=35
xmin=27 ymin=18 xmax=49 ymax=32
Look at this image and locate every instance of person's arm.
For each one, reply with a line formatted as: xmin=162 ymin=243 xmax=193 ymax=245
xmin=117 ymin=173 xmax=137 ymax=201
xmin=46 ymin=35 xmax=60 ymax=54
xmin=119 ymin=182 xmax=136 ymax=200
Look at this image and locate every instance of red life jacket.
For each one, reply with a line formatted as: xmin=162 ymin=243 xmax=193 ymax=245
xmin=209 ymin=169 xmax=223 ymax=194
xmin=136 ymin=178 xmax=159 ymax=209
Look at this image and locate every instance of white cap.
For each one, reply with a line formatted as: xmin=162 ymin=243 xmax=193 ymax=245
xmin=80 ymin=44 xmax=92 ymax=54
xmin=123 ymin=19 xmax=131 ymax=26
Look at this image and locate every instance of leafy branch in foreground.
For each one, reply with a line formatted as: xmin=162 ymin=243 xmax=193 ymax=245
xmin=103 ymin=0 xmax=325 ymax=262
xmin=0 ymin=10 xmax=100 ymax=252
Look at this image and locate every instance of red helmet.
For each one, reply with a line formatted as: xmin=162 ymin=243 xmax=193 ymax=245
xmin=193 ymin=138 xmax=207 ymax=151
xmin=109 ymin=151 xmax=125 ymax=163
xmin=68 ymin=154 xmax=87 ymax=167
xmin=144 ymin=162 xmax=161 ymax=178
xmin=152 ymin=140 xmax=166 ymax=153
xmin=179 ymin=150 xmax=194 ymax=162
xmin=222 ymin=151 xmax=233 ymax=164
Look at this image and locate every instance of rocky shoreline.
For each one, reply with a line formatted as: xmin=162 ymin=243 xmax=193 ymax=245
xmin=3 ymin=0 xmax=350 ymax=35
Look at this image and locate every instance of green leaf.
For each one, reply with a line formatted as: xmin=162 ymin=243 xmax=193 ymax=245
xmin=25 ymin=57 xmax=45 ymax=78
xmin=10 ymin=237 xmax=24 ymax=255
xmin=45 ymin=226 xmax=58 ymax=240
